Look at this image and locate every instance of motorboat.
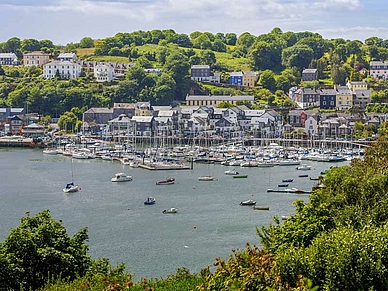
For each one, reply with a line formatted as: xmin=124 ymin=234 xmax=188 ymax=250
xmin=198 ymin=175 xmax=215 ymax=181
xmin=156 ymin=178 xmax=175 ymax=185
xmin=296 ymin=164 xmax=312 ymax=170
xmin=282 ymin=179 xmax=293 ymax=183
xmin=239 ymin=199 xmax=257 ymax=206
xmin=278 ymin=184 xmax=289 ymax=187
xmin=43 ymin=148 xmax=58 ymax=155
xmin=63 ymin=182 xmax=79 ymax=193
xmin=299 ymin=174 xmax=309 ymax=178
xmin=224 ymin=169 xmax=239 ymax=175
xmin=111 ymin=172 xmax=133 ymax=182
xmin=163 ymin=208 xmax=178 ymax=214
xmin=144 ymin=197 xmax=156 ymax=205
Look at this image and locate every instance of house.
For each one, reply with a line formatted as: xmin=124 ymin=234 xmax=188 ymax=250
xmin=135 ymin=102 xmax=152 ymax=116
xmin=131 ymin=116 xmax=154 ymax=136
xmin=57 ymin=52 xmax=78 ymax=62
xmin=0 ymin=53 xmax=18 ymax=66
xmin=43 ymin=61 xmax=81 ymax=79
xmin=113 ymin=103 xmax=135 ymax=119
xmin=21 ymin=123 xmax=45 ymax=137
xmin=229 ymin=72 xmax=259 ymax=87
xmin=370 ymin=61 xmax=388 ymax=80
xmin=214 ymin=117 xmax=238 ymax=137
xmin=23 ymin=51 xmax=50 ymax=66
xmin=0 ymin=108 xmax=24 ymax=131
xmin=8 ymin=115 xmax=24 ymax=134
xmin=94 ymin=63 xmax=116 ymax=82
xmin=320 ymin=89 xmax=337 ymax=110
xmin=302 ymin=69 xmax=318 ymax=81
xmin=288 ymin=87 xmax=320 ymax=109
xmin=335 ymin=86 xmax=353 ymax=110
xmin=305 ymin=116 xmax=318 ymax=136
xmin=229 ymin=72 xmax=243 ymax=86
xmin=83 ymin=107 xmax=113 ymax=125
xmin=107 ymin=114 xmax=132 ymax=135
xmin=190 ymin=65 xmax=220 ymax=83
xmin=347 ymin=81 xmax=368 ymax=92
xmin=185 ymin=94 xmax=254 ymax=107
xmin=353 ymin=90 xmax=371 ymax=109
xmin=242 ymin=71 xmax=259 ymax=87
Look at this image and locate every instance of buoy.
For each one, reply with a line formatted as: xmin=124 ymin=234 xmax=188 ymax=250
xmin=193 ymin=226 xmax=197 ymax=229
xmin=79 ymin=188 xmax=82 ymax=190
xmin=251 ymin=194 xmax=254 ymax=196
xmin=192 ymin=186 xmax=196 ymax=189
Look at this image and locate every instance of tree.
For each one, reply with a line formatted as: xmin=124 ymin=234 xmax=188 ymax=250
xmin=0 ymin=65 xmax=4 ymax=76
xmin=249 ymin=41 xmax=281 ymax=71
xmin=79 ymin=37 xmax=95 ymax=48
xmin=21 ymin=38 xmax=40 ymax=52
xmin=58 ymin=111 xmax=78 ymax=132
xmin=225 ymin=33 xmax=237 ymax=45
xmin=281 ymin=44 xmax=314 ymax=71
xmin=259 ymin=70 xmax=276 ymax=91
xmin=0 ymin=210 xmax=91 ymax=290
xmin=199 ymin=50 xmax=216 ymax=67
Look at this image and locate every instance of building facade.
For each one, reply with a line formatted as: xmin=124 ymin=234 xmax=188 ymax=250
xmin=43 ymin=61 xmax=81 ymax=79
xmin=23 ymin=51 xmax=50 ymax=66
xmin=0 ymin=53 xmax=18 ymax=66
xmin=185 ymin=95 xmax=255 ymax=107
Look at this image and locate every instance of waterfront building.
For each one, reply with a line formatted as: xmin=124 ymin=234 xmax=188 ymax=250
xmin=185 ymin=94 xmax=254 ymax=107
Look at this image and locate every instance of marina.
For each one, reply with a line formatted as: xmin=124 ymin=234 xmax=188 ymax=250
xmin=0 ymin=146 xmax=351 ymax=280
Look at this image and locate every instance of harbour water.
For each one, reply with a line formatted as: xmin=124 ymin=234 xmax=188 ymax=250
xmin=0 ymin=148 xmax=349 ymax=279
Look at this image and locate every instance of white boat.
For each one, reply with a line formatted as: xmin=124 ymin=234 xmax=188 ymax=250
xmin=224 ymin=169 xmax=239 ymax=175
xmin=43 ymin=148 xmax=58 ymax=155
xmin=296 ymin=164 xmax=312 ymax=170
xmin=198 ymin=175 xmax=215 ymax=181
xmin=63 ymin=182 xmax=79 ymax=193
xmin=63 ymin=159 xmax=79 ymax=193
xmin=240 ymin=199 xmax=257 ymax=206
xmin=278 ymin=160 xmax=300 ymax=166
xmin=130 ymin=161 xmax=139 ymax=168
xmin=111 ymin=172 xmax=133 ymax=182
xmin=162 ymin=207 xmax=178 ymax=214
xmin=72 ymin=152 xmax=89 ymax=159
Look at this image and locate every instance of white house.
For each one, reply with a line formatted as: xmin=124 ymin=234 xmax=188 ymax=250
xmin=43 ymin=61 xmax=81 ymax=79
xmin=0 ymin=53 xmax=18 ymax=65
xmin=94 ymin=64 xmax=116 ymax=82
xmin=58 ymin=52 xmax=78 ymax=62
xmin=305 ymin=116 xmax=318 ymax=136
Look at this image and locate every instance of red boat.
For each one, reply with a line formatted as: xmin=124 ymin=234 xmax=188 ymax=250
xmin=156 ymin=178 xmax=175 ymax=185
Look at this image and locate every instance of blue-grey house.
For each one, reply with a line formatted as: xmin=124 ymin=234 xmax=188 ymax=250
xmin=229 ymin=72 xmax=243 ymax=86
xmin=320 ymin=89 xmax=336 ymax=110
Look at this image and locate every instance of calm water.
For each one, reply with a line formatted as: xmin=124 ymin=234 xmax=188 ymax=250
xmin=0 ymin=148 xmax=348 ymax=279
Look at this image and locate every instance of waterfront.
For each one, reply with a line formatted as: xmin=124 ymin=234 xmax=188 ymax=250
xmin=0 ymin=148 xmax=349 ymax=280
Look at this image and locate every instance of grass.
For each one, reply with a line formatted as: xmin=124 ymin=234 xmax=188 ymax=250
xmin=76 ymin=44 xmax=251 ymax=70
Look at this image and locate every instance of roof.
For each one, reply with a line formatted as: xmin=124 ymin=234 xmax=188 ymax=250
xmin=302 ymin=69 xmax=317 ymax=73
xmin=230 ymin=72 xmax=243 ymax=77
xmin=58 ymin=53 xmax=77 ymax=58
xmin=113 ymin=103 xmax=135 ymax=109
xmin=244 ymin=110 xmax=265 ymax=117
xmin=157 ymin=110 xmax=174 ymax=117
xmin=131 ymin=116 xmax=153 ymax=122
xmin=0 ymin=53 xmax=18 ymax=59
xmin=191 ymin=65 xmax=210 ymax=69
xmin=84 ymin=107 xmax=113 ymax=114
xmin=24 ymin=51 xmax=49 ymax=56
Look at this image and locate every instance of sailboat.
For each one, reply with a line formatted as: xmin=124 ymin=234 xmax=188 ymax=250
xmin=63 ymin=158 xmax=79 ymax=193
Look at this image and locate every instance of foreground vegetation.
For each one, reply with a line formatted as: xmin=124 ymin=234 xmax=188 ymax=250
xmin=2 ymin=138 xmax=388 ymax=290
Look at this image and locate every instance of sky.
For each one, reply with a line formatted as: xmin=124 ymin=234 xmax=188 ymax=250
xmin=1 ymin=0 xmax=388 ymax=45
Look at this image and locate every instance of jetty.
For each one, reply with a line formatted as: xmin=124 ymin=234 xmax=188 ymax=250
xmin=0 ymin=137 xmax=34 ymax=147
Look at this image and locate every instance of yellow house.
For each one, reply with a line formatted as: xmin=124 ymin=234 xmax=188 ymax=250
xmin=242 ymin=72 xmax=259 ymax=87
xmin=335 ymin=86 xmax=353 ymax=110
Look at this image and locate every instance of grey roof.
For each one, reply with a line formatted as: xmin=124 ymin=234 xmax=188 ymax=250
xmin=191 ymin=65 xmax=210 ymax=69
xmin=244 ymin=110 xmax=265 ymax=117
xmin=131 ymin=116 xmax=153 ymax=122
xmin=355 ymin=90 xmax=371 ymax=97
xmin=157 ymin=110 xmax=174 ymax=117
xmin=302 ymin=69 xmax=317 ymax=73
xmin=84 ymin=107 xmax=113 ymax=114
xmin=320 ymin=89 xmax=337 ymax=95
xmin=58 ymin=53 xmax=77 ymax=58
xmin=114 ymin=103 xmax=135 ymax=109
xmin=0 ymin=53 xmax=18 ymax=59
xmin=230 ymin=72 xmax=243 ymax=77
